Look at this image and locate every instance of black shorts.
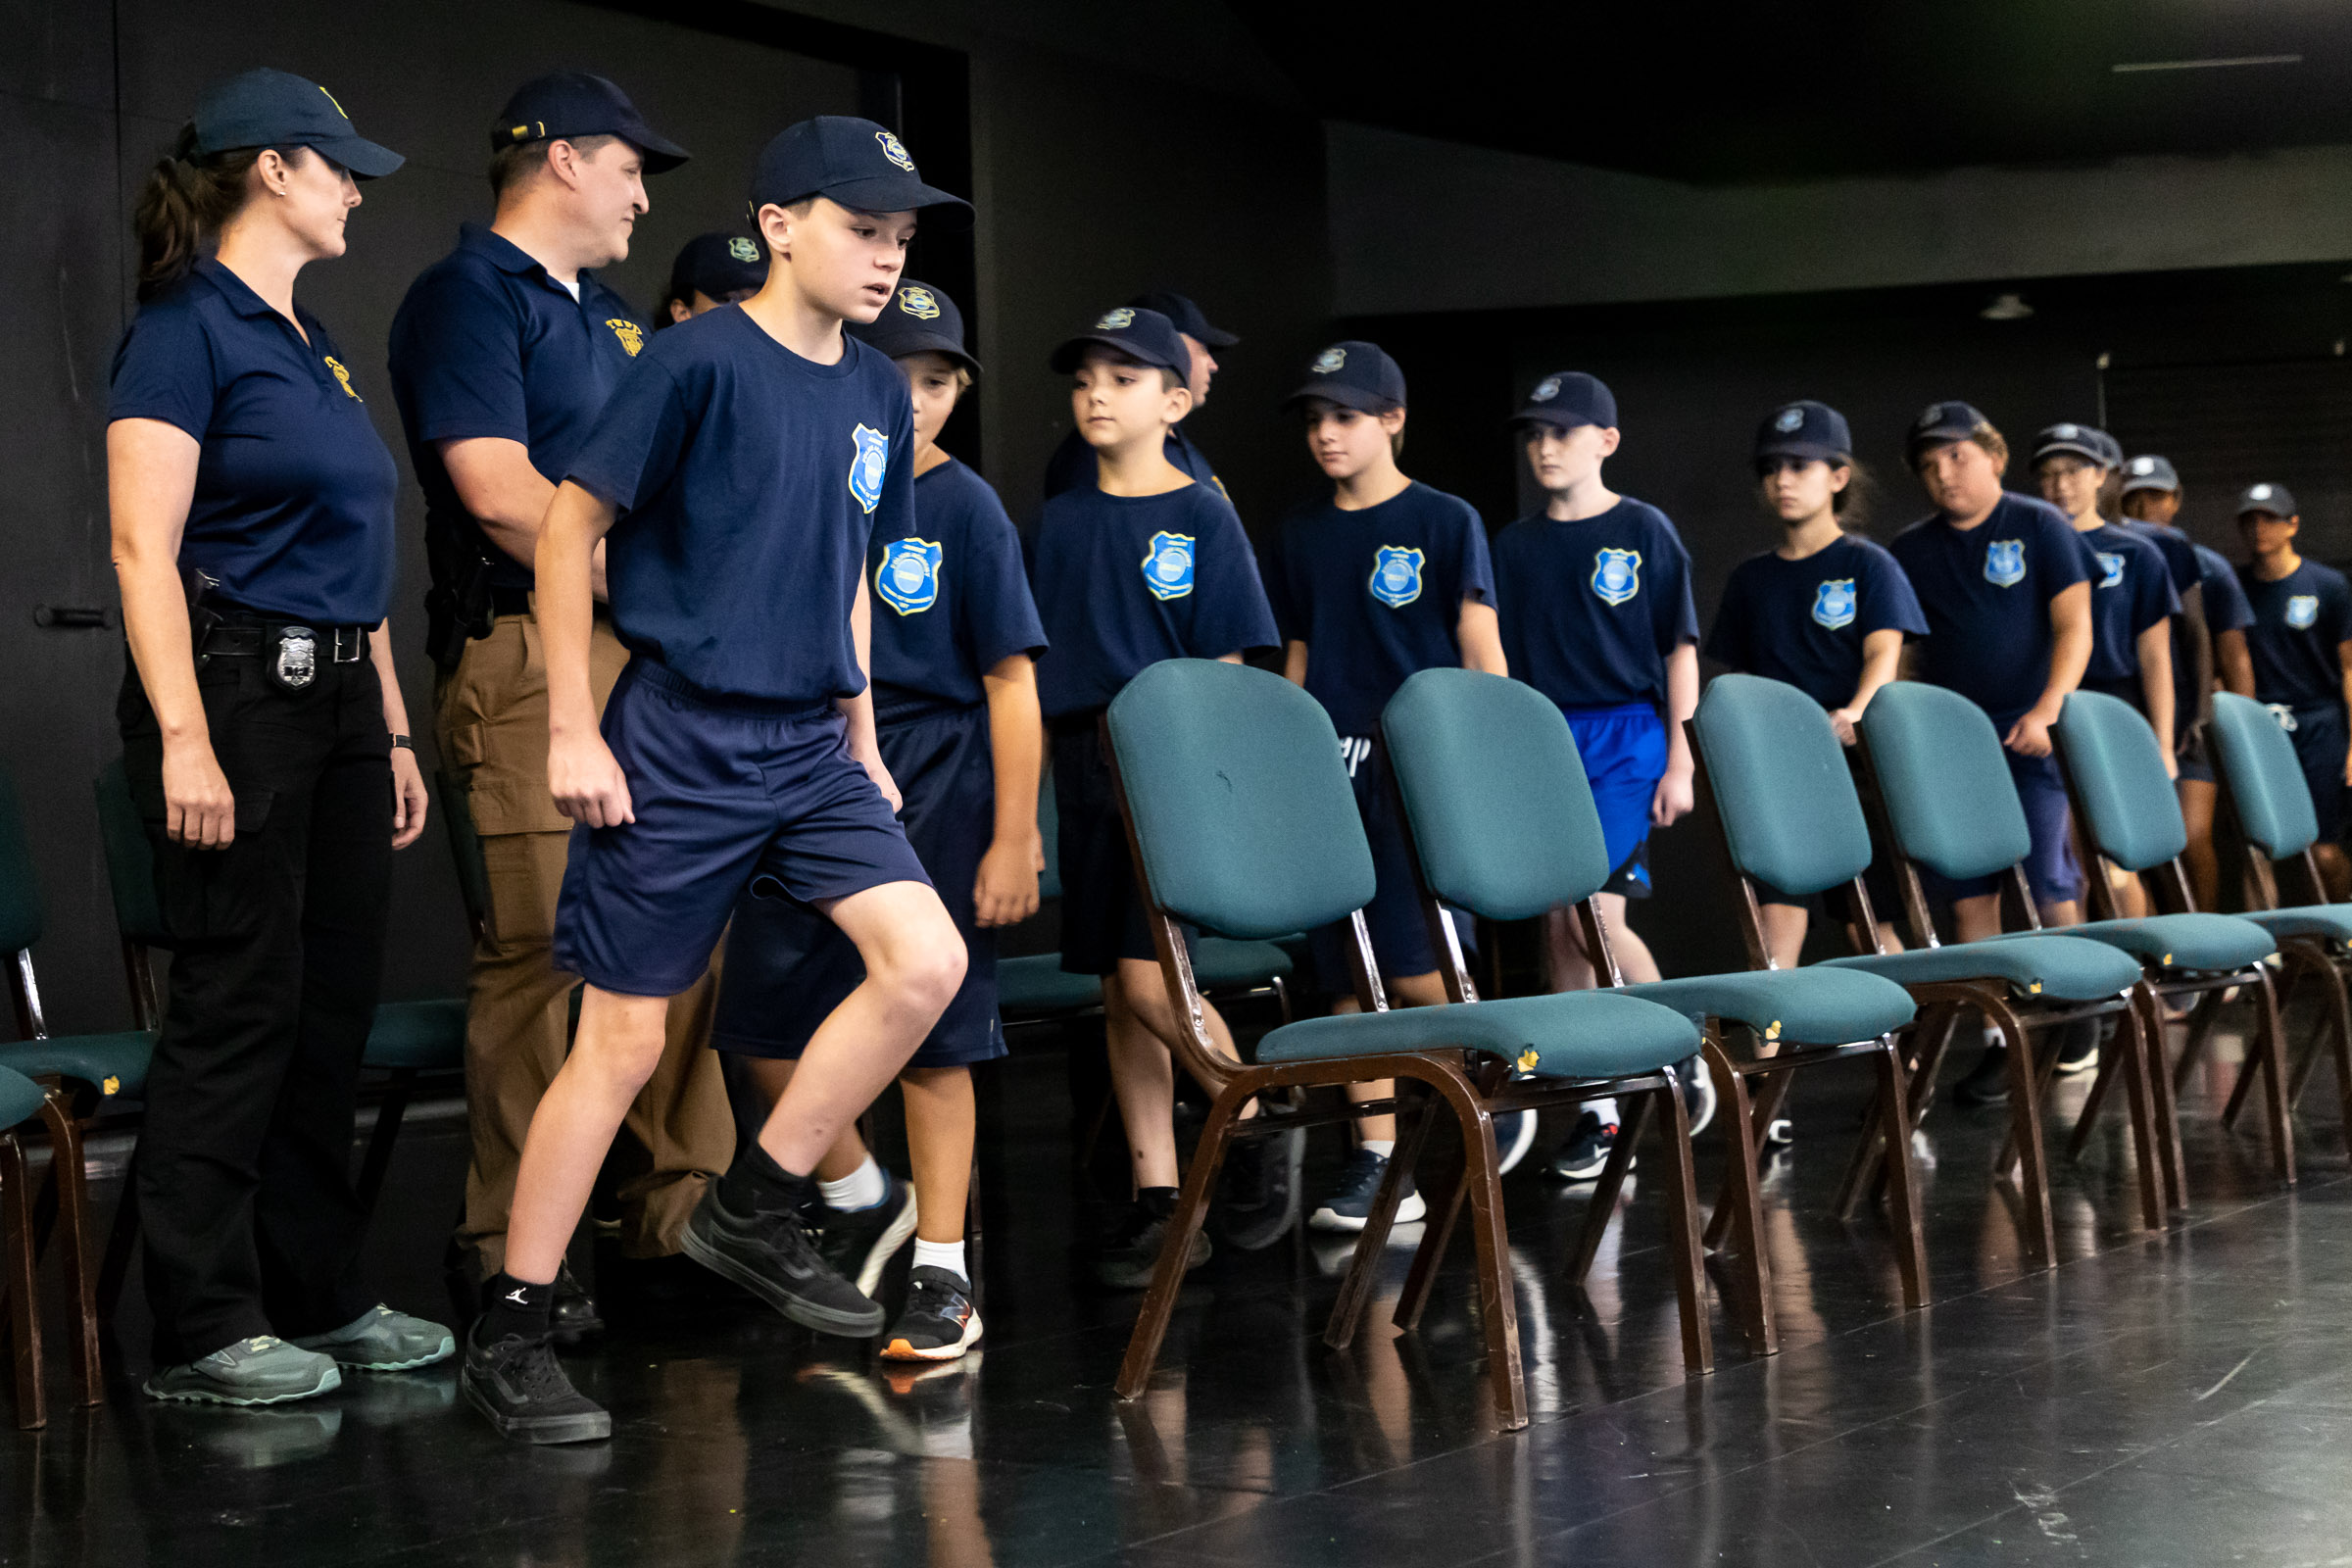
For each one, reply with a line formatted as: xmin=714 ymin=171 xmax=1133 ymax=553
xmin=1053 ymin=716 xmax=1197 ymax=978
xmin=2283 ymin=703 xmax=2349 ymax=842
xmin=1306 ymin=735 xmax=1476 ymax=994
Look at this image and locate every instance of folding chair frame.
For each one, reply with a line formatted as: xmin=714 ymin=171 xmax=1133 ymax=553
xmin=1 ymin=956 xmax=110 ymax=1423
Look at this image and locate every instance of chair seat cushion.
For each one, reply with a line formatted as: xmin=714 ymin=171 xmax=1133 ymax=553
xmin=0 ymin=1031 xmax=154 ymax=1101
xmin=1193 ymin=937 xmax=1295 ymax=992
xmin=1621 ymin=967 xmax=1916 ymax=1045
xmin=0 ymin=1066 xmax=47 ymax=1130
xmin=365 ymin=998 xmax=467 ymax=1071
xmin=1823 ymin=935 xmax=2143 ymax=1002
xmin=997 ymin=956 xmax=1103 ymax=1016
xmin=1258 ymin=988 xmax=1700 ymax=1079
xmin=2237 ymin=905 xmax=2352 ymax=947
xmin=2066 ymin=914 xmax=2277 ymax=973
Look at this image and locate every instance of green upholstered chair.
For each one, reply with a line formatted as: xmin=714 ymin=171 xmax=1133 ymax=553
xmin=1381 ymin=669 xmax=1925 ymax=1352
xmin=1691 ymin=675 xmax=2164 ymax=1275
xmin=1103 ymin=660 xmax=1710 ymax=1427
xmin=1 ymin=1063 xmax=92 ymax=1429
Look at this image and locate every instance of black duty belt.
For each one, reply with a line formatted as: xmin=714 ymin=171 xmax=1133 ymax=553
xmin=199 ymin=617 xmax=368 ymax=691
xmin=490 ymin=585 xmax=534 ymax=618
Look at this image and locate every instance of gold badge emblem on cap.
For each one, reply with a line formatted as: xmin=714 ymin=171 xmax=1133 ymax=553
xmin=1096 ymin=307 xmax=1136 ymax=331
xmin=1312 ymin=346 xmax=1347 ymax=373
xmin=899 ymin=285 xmax=941 ymax=319
xmin=727 ymin=236 xmax=760 ymax=263
xmin=875 ymin=129 xmax=915 ymax=171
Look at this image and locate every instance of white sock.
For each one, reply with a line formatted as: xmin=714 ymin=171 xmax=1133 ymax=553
xmin=820 ymin=1154 xmax=887 ymax=1212
xmin=1360 ymin=1139 xmax=1396 ymax=1160
xmin=1589 ymin=1097 xmax=1620 ymax=1128
xmin=911 ymin=1238 xmax=967 ymax=1281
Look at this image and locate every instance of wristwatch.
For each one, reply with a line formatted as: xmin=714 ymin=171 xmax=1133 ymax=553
xmin=389 ymin=733 xmax=415 ymax=752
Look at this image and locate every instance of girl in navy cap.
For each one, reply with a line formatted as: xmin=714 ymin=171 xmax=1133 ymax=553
xmin=1264 ymin=342 xmax=1510 ymax=1230
xmin=108 ymin=70 xmax=451 ymax=1406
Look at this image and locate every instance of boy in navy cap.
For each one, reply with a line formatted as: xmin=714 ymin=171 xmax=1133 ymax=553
xmin=389 ymin=72 xmax=714 ymax=1340
xmin=1041 ymin=290 xmax=1237 ymax=503
xmin=2234 ymin=483 xmax=2352 ymax=897
xmin=710 ymin=279 xmax=1045 ymax=1361
xmin=462 ymin=117 xmax=976 ymax=1443
xmin=1029 ymin=305 xmax=1280 ymax=1286
xmin=657 ymin=231 xmax=766 ymax=326
xmin=1265 ymin=341 xmax=1510 ymax=1228
xmin=1493 ymin=371 xmax=1709 ymax=1180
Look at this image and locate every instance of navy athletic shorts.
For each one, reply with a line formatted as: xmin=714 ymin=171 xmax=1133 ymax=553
xmin=553 ymin=660 xmax=931 ymax=998
xmin=1052 ymin=714 xmax=1198 ymax=978
xmin=1306 ymin=734 xmax=1476 ymax=995
xmin=711 ymin=700 xmax=1006 ymax=1067
xmin=1928 ymin=746 xmax=2084 ymax=909
xmin=1564 ymin=703 xmax=1667 ymax=899
xmin=2280 ymin=702 xmax=2349 ymax=841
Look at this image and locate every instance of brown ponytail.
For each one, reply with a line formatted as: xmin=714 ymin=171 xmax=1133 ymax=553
xmin=133 ymin=125 xmax=263 ymax=300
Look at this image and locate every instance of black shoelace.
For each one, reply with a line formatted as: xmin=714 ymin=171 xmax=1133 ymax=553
xmin=489 ymin=1334 xmax=576 ymax=1401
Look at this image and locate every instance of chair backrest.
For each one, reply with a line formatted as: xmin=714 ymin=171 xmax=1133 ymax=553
xmin=1692 ymin=674 xmax=1875 ymax=897
xmin=435 ymin=768 xmax=492 ymax=933
xmin=2053 ymin=689 xmax=2188 ymax=872
xmin=1381 ymin=668 xmax=1613 ymax=920
xmin=1105 ymin=660 xmax=1376 ymax=939
xmin=0 ymin=768 xmax=40 ymax=956
xmin=1038 ymin=771 xmax=1062 ymax=902
xmin=1858 ymin=681 xmax=2032 ymax=882
xmin=2209 ymin=691 xmax=2322 ymax=860
xmin=93 ymin=760 xmax=169 ymax=949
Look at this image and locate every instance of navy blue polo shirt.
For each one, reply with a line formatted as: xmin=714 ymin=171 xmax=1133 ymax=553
xmin=1041 ymin=423 xmax=1224 ymax=504
xmin=870 ymin=458 xmax=1048 ymax=710
xmin=1492 ymin=498 xmax=1698 ymax=710
xmin=1029 ymin=482 xmax=1278 ymax=719
xmin=566 ymin=308 xmax=913 ymax=703
xmin=2197 ymin=544 xmax=2252 ymax=634
xmin=1887 ymin=493 xmax=2095 ymax=723
xmin=2080 ymin=522 xmax=2180 ymax=682
xmin=388 ymin=223 xmax=650 ymax=588
xmin=1703 ymin=535 xmax=1928 ymax=710
xmin=2126 ymin=519 xmax=2202 ymax=597
xmin=109 ymin=260 xmax=397 ymax=625
xmin=2238 ymin=558 xmax=2352 ymax=710
xmin=1265 ymin=481 xmax=1494 ymax=736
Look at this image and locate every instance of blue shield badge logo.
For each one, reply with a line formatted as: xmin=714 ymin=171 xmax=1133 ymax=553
xmin=1812 ymin=578 xmax=1857 ymax=630
xmin=1369 ymin=546 xmax=1425 ymax=608
xmin=875 ymin=538 xmax=942 ymax=615
xmin=1984 ymin=538 xmax=2027 ymax=588
xmin=1142 ymin=532 xmax=1196 ymax=600
xmin=1592 ymin=548 xmax=1642 ymax=606
xmin=2288 ymin=594 xmax=2320 ymax=629
xmin=848 ymin=424 xmax=889 ymax=514
xmin=2096 ymin=552 xmax=2125 ymax=589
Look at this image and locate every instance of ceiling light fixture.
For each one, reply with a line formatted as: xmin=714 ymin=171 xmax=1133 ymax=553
xmin=2111 ymin=54 xmax=2301 ymax=74
xmin=1981 ymin=292 xmax=2034 ymax=321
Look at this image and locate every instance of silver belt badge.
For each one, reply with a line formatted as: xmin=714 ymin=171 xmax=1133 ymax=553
xmin=273 ymin=625 xmax=318 ymax=691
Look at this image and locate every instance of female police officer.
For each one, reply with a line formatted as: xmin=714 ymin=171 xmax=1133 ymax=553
xmin=109 ymin=69 xmax=453 ymax=1404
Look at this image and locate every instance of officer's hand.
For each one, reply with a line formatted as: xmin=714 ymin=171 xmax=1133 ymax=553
xmin=1829 ymin=708 xmax=1860 ymax=746
xmin=550 ymin=732 xmax=634 ymax=828
xmin=2005 ymin=711 xmax=2055 ymax=758
xmin=163 ymin=739 xmax=238 ymax=850
xmin=974 ymin=834 xmax=1043 ymax=928
xmin=1651 ymin=764 xmax=1694 ymax=828
xmin=389 ymin=748 xmax=430 ymax=851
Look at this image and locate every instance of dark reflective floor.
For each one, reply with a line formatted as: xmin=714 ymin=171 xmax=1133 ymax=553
xmin=9 ymin=1004 xmax=2352 ymax=1566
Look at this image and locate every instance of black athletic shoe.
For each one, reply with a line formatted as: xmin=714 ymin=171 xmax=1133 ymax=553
xmin=1095 ymin=1204 xmax=1211 ymax=1290
xmin=1952 ymin=1044 xmax=2012 ymax=1106
xmin=1218 ymin=1127 xmax=1304 ymax=1250
xmin=551 ymin=1260 xmax=604 ymax=1349
xmin=1309 ymin=1147 xmax=1427 ymax=1233
xmin=879 ymin=1266 xmax=984 ymax=1362
xmin=1546 ymin=1110 xmax=1627 ymax=1183
xmin=681 ymin=1180 xmax=886 ymax=1337
xmin=2054 ymin=1019 xmax=2102 ymax=1078
xmin=462 ymin=1324 xmax=611 ymax=1446
xmin=817 ymin=1172 xmax=920 ymax=1299
xmin=1764 ymin=1117 xmax=1794 ymax=1148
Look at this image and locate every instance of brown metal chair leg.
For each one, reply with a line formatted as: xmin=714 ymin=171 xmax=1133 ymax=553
xmin=1450 ymin=1094 xmax=1528 ymax=1429
xmin=1836 ymin=1003 xmax=1960 ymax=1222
xmin=1870 ymin=1037 xmax=1930 ymax=1310
xmin=2064 ymin=1029 xmax=2126 ymax=1162
xmin=1393 ymin=1137 xmax=1467 ymax=1334
xmin=2132 ymin=985 xmax=2187 ymax=1209
xmin=2319 ymin=957 xmax=2352 ymax=1161
xmin=1701 ymin=1039 xmax=1774 ymax=1353
xmin=2 ymin=1135 xmax=42 ymax=1430
xmin=2248 ymin=968 xmax=2297 ymax=1187
xmin=1570 ymin=1091 xmax=1654 ymax=1287
xmin=1649 ymin=1074 xmax=1713 ymax=1377
xmin=1113 ymin=1092 xmax=1241 ymax=1401
xmin=2110 ymin=995 xmax=2167 ymax=1232
xmin=1327 ymin=1088 xmax=1436 ymax=1350
xmin=2174 ymin=991 xmax=2224 ymax=1095
xmin=1997 ymin=1019 xmax=2070 ymax=1181
xmin=1990 ymin=1001 xmax=2056 ymax=1267
xmin=1703 ymin=1054 xmax=1791 ymax=1252
xmin=36 ymin=1099 xmax=99 ymax=1405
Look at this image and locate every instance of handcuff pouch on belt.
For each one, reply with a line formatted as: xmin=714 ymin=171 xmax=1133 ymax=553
xmin=424 ymin=518 xmax=501 ymax=672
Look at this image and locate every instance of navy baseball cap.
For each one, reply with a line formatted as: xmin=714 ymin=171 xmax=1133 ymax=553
xmin=1128 ymin=291 xmax=1238 ymax=349
xmin=750 ymin=117 xmax=972 ymax=229
xmin=1285 ymin=341 xmax=1405 ymax=414
xmin=2121 ymin=454 xmax=2181 ymax=495
xmin=492 ymin=72 xmax=687 ymax=173
xmin=186 ymin=69 xmax=403 ymax=178
xmin=1049 ymin=306 xmax=1192 ymax=383
xmin=2032 ymin=422 xmax=2110 ymax=466
xmin=667 ymin=232 xmax=765 ymax=304
xmin=1907 ymin=400 xmax=1992 ymax=459
xmin=1754 ymin=400 xmax=1851 ymax=465
xmin=2237 ymin=482 xmax=2299 ymax=517
xmin=1512 ymin=371 xmax=1616 ymax=430
xmin=849 ymin=278 xmax=979 ymax=376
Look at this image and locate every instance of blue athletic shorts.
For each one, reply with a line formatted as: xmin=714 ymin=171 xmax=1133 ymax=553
xmin=1929 ymin=745 xmax=2083 ymax=908
xmin=711 ymin=700 xmax=1005 ymax=1068
xmin=1307 ymin=734 xmax=1476 ymax=994
xmin=1564 ymin=704 xmax=1667 ymax=900
xmin=2282 ymin=702 xmax=2349 ymax=842
xmin=553 ymin=660 xmax=932 ymax=998
xmin=1052 ymin=716 xmax=1198 ymax=978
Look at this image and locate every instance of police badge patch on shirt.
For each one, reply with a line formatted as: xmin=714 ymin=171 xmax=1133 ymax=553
xmin=1142 ymin=531 xmax=1196 ymax=601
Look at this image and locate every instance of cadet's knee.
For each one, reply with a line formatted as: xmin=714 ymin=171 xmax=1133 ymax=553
xmin=873 ymin=918 xmax=966 ymax=1016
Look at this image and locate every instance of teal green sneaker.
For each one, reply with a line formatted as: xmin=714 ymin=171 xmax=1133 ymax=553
xmin=292 ymin=1304 xmax=456 ymax=1373
xmin=144 ymin=1336 xmax=341 ymax=1405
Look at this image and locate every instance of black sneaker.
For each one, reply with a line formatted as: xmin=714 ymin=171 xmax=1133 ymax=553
xmin=1764 ymin=1117 xmax=1794 ymax=1148
xmin=1494 ymin=1108 xmax=1540 ymax=1175
xmin=1095 ymin=1203 xmax=1211 ymax=1290
xmin=817 ymin=1172 xmax=920 ymax=1298
xmin=1952 ymin=1043 xmax=2012 ymax=1106
xmin=1309 ymin=1147 xmax=1427 ymax=1233
xmin=1218 ymin=1126 xmax=1303 ymax=1250
xmin=1546 ymin=1110 xmax=1627 ymax=1183
xmin=681 ymin=1178 xmax=886 ymax=1337
xmin=551 ymin=1259 xmax=604 ymax=1349
xmin=879 ymin=1266 xmax=984 ymax=1361
xmin=2054 ymin=1018 xmax=2102 ymax=1078
xmin=461 ymin=1324 xmax=611 ymax=1446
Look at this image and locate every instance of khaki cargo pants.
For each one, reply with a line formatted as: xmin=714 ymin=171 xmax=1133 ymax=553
xmin=438 ymin=611 xmax=734 ymax=1271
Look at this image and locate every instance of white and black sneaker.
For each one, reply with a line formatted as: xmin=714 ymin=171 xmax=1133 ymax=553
xmin=1494 ymin=1109 xmax=1540 ymax=1176
xmin=462 ymin=1324 xmax=611 ymax=1446
xmin=1546 ymin=1110 xmax=1626 ymax=1183
xmin=816 ymin=1171 xmax=920 ymax=1299
xmin=1309 ymin=1147 xmax=1427 ymax=1232
xmin=682 ymin=1177 xmax=885 ymax=1338
xmin=879 ymin=1266 xmax=984 ymax=1361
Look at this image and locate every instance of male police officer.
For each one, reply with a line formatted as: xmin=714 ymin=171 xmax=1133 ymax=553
xmin=1040 ymin=290 xmax=1236 ymax=502
xmin=388 ymin=73 xmax=732 ymax=1336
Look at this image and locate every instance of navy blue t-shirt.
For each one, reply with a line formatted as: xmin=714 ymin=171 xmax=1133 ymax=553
xmin=2239 ymin=559 xmax=2352 ymax=711
xmin=2080 ymin=522 xmax=2180 ymax=682
xmin=1492 ymin=498 xmax=1698 ymax=710
xmin=1265 ymin=481 xmax=1495 ymax=736
xmin=1703 ymin=535 xmax=1929 ymax=710
xmin=1041 ymin=422 xmax=1223 ymax=505
xmin=110 ymin=260 xmax=397 ymax=625
xmin=1030 ymin=482 xmax=1279 ymax=719
xmin=2126 ymin=520 xmax=2202 ymax=597
xmin=870 ymin=458 xmax=1048 ymax=710
xmin=389 ymin=223 xmax=649 ymax=588
xmin=2197 ymin=544 xmax=2253 ymax=634
xmin=1887 ymin=493 xmax=2096 ymax=723
xmin=566 ymin=307 xmax=913 ymax=703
